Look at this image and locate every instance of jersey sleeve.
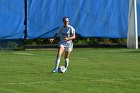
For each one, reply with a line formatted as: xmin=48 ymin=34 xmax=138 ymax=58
xmin=70 ymin=26 xmax=75 ymax=34
xmin=56 ymin=27 xmax=62 ymax=34
xmin=54 ymin=27 xmax=62 ymax=37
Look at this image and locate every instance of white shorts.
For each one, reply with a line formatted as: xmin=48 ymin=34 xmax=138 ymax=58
xmin=59 ymin=43 xmax=73 ymax=52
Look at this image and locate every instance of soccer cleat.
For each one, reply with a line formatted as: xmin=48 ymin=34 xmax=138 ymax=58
xmin=52 ymin=69 xmax=58 ymax=73
xmin=65 ymin=68 xmax=67 ymax=72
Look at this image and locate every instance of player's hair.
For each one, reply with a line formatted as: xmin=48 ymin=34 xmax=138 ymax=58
xmin=63 ymin=16 xmax=69 ymax=22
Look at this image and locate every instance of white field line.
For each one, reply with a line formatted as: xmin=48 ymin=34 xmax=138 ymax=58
xmin=13 ymin=52 xmax=34 ymax=56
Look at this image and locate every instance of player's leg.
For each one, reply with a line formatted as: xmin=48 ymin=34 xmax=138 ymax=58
xmin=64 ymin=51 xmax=71 ymax=69
xmin=64 ymin=44 xmax=73 ymax=69
xmin=53 ymin=46 xmax=65 ymax=72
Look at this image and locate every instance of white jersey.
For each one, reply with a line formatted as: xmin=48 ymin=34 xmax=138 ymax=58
xmin=57 ymin=25 xmax=75 ymax=48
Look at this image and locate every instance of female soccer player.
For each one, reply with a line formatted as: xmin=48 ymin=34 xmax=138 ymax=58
xmin=50 ymin=16 xmax=76 ymax=73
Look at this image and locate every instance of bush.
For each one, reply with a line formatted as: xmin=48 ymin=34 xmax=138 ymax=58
xmin=26 ymin=38 xmax=127 ymax=46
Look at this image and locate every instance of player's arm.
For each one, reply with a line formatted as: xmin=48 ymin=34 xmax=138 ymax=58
xmin=49 ymin=28 xmax=61 ymax=43
xmin=64 ymin=33 xmax=75 ymax=41
xmin=49 ymin=34 xmax=58 ymax=43
xmin=64 ymin=28 xmax=76 ymax=41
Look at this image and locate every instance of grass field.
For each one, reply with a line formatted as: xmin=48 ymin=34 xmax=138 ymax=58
xmin=0 ymin=48 xmax=140 ymax=93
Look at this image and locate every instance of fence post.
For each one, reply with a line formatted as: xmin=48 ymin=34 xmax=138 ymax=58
xmin=24 ymin=0 xmax=28 ymax=50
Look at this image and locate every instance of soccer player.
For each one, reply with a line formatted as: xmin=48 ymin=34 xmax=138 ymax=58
xmin=50 ymin=16 xmax=76 ymax=73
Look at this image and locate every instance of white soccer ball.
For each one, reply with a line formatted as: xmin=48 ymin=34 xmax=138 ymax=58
xmin=59 ymin=66 xmax=66 ymax=73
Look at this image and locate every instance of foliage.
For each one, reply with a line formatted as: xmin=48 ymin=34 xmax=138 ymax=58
xmin=26 ymin=38 xmax=127 ymax=45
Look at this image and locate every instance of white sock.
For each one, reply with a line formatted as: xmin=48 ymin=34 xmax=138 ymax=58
xmin=65 ymin=58 xmax=69 ymax=68
xmin=55 ymin=57 xmax=60 ymax=69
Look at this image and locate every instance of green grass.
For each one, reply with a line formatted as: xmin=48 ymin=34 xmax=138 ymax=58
xmin=0 ymin=48 xmax=140 ymax=93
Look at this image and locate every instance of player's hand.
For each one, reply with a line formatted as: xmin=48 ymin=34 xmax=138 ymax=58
xmin=64 ymin=37 xmax=69 ymax=41
xmin=49 ymin=39 xmax=54 ymax=43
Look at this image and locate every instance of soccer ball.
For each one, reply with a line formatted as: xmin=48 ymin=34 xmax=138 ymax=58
xmin=58 ymin=66 xmax=66 ymax=73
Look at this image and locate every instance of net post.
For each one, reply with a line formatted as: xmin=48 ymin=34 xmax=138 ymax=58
xmin=24 ymin=0 xmax=28 ymax=50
